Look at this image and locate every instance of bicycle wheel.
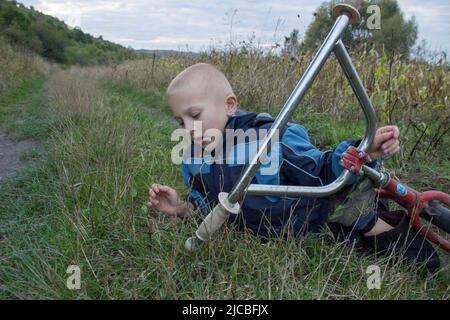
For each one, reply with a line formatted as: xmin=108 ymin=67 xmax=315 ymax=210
xmin=422 ymin=200 xmax=450 ymax=234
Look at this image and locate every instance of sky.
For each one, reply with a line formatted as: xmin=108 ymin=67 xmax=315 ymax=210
xmin=18 ymin=0 xmax=450 ymax=54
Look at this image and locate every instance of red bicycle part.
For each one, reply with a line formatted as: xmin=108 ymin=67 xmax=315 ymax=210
xmin=340 ymin=146 xmax=368 ymax=175
xmin=376 ymin=180 xmax=450 ymax=252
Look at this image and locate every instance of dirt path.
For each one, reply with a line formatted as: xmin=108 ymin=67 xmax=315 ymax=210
xmin=140 ymin=105 xmax=178 ymax=127
xmin=0 ymin=130 xmax=42 ymax=182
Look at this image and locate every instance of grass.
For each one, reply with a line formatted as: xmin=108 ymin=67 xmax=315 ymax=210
xmin=0 ymin=54 xmax=448 ymax=299
xmin=0 ymin=76 xmax=47 ymax=125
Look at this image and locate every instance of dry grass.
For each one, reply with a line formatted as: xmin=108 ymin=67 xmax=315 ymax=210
xmin=47 ymin=67 xmax=107 ymax=121
xmin=106 ymin=58 xmax=186 ymax=92
xmin=1 ymin=43 xmax=448 ymax=299
xmin=0 ymin=38 xmax=51 ymax=96
xmin=106 ymin=46 xmax=449 ymax=163
xmin=107 ymin=46 xmax=449 ymax=124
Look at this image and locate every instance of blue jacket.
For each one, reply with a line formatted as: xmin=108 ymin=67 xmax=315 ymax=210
xmin=181 ymin=112 xmax=362 ymax=237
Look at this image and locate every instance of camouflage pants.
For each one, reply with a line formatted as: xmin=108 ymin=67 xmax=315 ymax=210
xmin=327 ymin=177 xmax=378 ymax=232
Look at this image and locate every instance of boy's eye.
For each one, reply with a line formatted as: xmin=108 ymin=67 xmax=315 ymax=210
xmin=192 ymin=113 xmax=200 ymax=119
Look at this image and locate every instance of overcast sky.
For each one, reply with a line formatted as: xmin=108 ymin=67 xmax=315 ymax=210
xmin=19 ymin=0 xmax=450 ymax=54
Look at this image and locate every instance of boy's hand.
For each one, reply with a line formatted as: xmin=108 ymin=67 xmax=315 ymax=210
xmin=368 ymin=125 xmax=400 ymax=160
xmin=147 ymin=183 xmax=185 ymax=216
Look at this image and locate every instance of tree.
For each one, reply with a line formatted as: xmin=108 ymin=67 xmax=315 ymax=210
xmin=282 ymin=29 xmax=301 ymax=56
xmin=298 ymin=0 xmax=418 ymax=57
xmin=0 ymin=0 xmax=136 ymax=64
xmin=370 ymin=11 xmax=417 ymax=57
xmin=0 ymin=2 xmax=30 ymax=29
xmin=33 ymin=19 xmax=67 ymax=62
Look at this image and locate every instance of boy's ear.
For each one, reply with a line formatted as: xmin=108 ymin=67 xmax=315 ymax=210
xmin=225 ymin=94 xmax=237 ymax=116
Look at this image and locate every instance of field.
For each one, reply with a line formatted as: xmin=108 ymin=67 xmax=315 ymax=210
xmin=0 ymin=40 xmax=449 ymax=299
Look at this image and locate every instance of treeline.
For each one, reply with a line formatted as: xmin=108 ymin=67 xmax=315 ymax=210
xmin=0 ymin=0 xmax=136 ymax=65
xmin=283 ymin=0 xmax=418 ymax=59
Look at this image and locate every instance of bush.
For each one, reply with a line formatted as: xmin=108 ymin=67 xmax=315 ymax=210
xmin=0 ymin=0 xmax=137 ymax=65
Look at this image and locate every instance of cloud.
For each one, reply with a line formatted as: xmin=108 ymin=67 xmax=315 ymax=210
xmin=397 ymin=0 xmax=450 ymax=52
xmin=20 ymin=0 xmax=449 ymax=54
xmin=20 ymin=0 xmax=316 ymax=50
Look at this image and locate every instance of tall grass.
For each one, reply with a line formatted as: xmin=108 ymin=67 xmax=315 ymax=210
xmin=107 ymin=45 xmax=449 ymax=122
xmin=107 ymin=45 xmax=449 ymax=186
xmin=1 ymin=44 xmax=448 ymax=299
xmin=0 ymin=38 xmax=51 ymax=96
xmin=47 ymin=68 xmax=107 ymax=121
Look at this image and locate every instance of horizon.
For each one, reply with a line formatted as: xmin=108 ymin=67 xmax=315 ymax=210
xmin=15 ymin=0 xmax=450 ymax=56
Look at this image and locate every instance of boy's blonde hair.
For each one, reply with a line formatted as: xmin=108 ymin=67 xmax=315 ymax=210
xmin=167 ymin=63 xmax=234 ymax=104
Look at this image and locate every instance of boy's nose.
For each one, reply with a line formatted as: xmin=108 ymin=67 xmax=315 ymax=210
xmin=184 ymin=121 xmax=194 ymax=135
xmin=184 ymin=120 xmax=202 ymax=139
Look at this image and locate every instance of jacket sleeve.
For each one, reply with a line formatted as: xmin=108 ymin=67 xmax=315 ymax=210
xmin=279 ymin=123 xmax=363 ymax=187
xmin=181 ymin=161 xmax=211 ymax=215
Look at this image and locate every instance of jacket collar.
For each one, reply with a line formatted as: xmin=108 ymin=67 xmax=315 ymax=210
xmin=225 ymin=110 xmax=258 ymax=131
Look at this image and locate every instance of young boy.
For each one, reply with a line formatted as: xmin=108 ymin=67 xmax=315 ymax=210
xmin=148 ymin=63 xmax=440 ymax=272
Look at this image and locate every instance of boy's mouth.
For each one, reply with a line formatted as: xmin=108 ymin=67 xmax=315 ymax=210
xmin=202 ymin=137 xmax=213 ymax=147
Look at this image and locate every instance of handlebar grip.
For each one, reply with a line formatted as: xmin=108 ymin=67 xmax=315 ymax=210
xmin=196 ymin=202 xmax=230 ymax=241
xmin=184 ymin=204 xmax=229 ymax=252
xmin=332 ymin=1 xmax=361 ymax=25
xmin=185 ymin=192 xmax=240 ymax=252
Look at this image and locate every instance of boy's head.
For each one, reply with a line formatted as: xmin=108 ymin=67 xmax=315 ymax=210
xmin=166 ymin=63 xmax=237 ymax=147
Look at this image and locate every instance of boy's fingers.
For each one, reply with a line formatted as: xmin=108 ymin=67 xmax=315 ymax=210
xmin=382 ymin=139 xmax=397 ymax=150
xmin=150 ymin=184 xmax=159 ymax=194
xmin=383 ymin=141 xmax=399 ymax=154
xmin=156 ymin=184 xmax=167 ymax=193
xmin=378 ymin=126 xmax=399 ymax=139
xmin=377 ymin=131 xmax=393 ymax=142
xmin=385 ymin=143 xmax=400 ymax=155
xmin=159 ymin=185 xmax=170 ymax=193
xmin=150 ymin=190 xmax=157 ymax=198
xmin=156 ymin=185 xmax=172 ymax=195
xmin=392 ymin=126 xmax=399 ymax=139
xmin=379 ymin=125 xmax=397 ymax=133
xmin=150 ymin=196 xmax=161 ymax=205
xmin=385 ymin=146 xmax=399 ymax=156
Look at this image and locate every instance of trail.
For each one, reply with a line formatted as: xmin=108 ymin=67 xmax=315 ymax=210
xmin=0 ymin=130 xmax=42 ymax=181
xmin=0 ymin=78 xmax=47 ymax=182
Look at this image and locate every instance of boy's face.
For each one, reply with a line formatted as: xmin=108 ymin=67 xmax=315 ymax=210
xmin=168 ymin=89 xmax=236 ymax=148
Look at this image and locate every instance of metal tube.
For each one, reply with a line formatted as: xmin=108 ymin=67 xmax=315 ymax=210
xmin=240 ymin=41 xmax=380 ymax=198
xmin=184 ymin=5 xmax=382 ymax=251
xmin=361 ymin=165 xmax=390 ymax=188
xmin=246 ymin=171 xmax=353 ymax=197
xmin=227 ymin=14 xmax=351 ymax=204
xmin=333 ymin=40 xmax=377 ymax=152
